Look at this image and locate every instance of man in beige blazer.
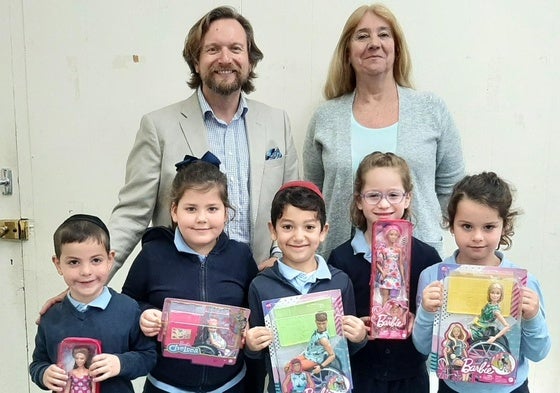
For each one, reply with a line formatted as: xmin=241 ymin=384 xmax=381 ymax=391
xmin=108 ymin=6 xmax=299 ymax=278
xmin=39 ymin=7 xmax=297 ymax=291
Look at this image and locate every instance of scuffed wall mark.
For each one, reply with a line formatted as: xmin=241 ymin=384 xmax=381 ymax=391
xmin=113 ymin=55 xmax=141 ymax=69
xmin=513 ymin=113 xmax=526 ymax=129
xmin=66 ymin=56 xmax=80 ymax=100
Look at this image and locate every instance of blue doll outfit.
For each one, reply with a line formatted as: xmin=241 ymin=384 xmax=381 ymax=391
xmin=303 ymin=329 xmax=330 ymax=364
xmin=289 ymin=372 xmax=310 ymax=392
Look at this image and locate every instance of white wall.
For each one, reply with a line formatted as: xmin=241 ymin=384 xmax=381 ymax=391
xmin=9 ymin=0 xmax=558 ymax=391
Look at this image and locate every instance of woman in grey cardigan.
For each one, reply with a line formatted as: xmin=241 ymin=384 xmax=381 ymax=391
xmin=303 ymin=3 xmax=464 ymax=259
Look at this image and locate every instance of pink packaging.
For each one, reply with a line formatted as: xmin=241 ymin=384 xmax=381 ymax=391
xmin=57 ymin=337 xmax=102 ymax=393
xmin=370 ymin=219 xmax=412 ymax=339
xmin=158 ymin=298 xmax=249 ymax=367
xmin=431 ymin=264 xmax=527 ymax=385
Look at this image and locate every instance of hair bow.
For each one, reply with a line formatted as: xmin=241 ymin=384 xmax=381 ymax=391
xmin=175 ymin=151 xmax=221 ymax=171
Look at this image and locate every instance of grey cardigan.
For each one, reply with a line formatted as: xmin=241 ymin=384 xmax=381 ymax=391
xmin=303 ymin=86 xmax=464 ymax=258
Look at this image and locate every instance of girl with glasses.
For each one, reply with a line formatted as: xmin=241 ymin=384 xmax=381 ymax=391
xmin=328 ymin=151 xmax=441 ymax=393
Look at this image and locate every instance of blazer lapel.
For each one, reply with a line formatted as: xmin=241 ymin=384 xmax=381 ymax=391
xmin=245 ymin=101 xmax=266 ymax=225
xmin=178 ymin=93 xmax=209 ymax=157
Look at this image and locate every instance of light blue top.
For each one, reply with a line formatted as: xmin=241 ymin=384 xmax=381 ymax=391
xmin=350 ymin=115 xmax=397 ymax=175
xmin=412 ymin=250 xmax=551 ymax=392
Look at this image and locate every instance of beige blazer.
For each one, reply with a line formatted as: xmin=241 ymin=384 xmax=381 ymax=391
xmin=108 ymin=92 xmax=299 ymax=276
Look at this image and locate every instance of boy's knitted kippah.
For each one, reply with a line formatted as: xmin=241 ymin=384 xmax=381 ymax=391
xmin=62 ymin=214 xmax=110 ymax=239
xmin=278 ymin=180 xmax=324 ymax=200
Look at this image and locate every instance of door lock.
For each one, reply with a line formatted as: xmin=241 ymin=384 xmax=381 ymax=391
xmin=0 ymin=219 xmax=29 ymax=240
xmin=0 ymin=168 xmax=12 ymax=195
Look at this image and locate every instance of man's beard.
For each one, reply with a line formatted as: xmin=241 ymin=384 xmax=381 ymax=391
xmin=203 ymin=69 xmax=248 ymax=96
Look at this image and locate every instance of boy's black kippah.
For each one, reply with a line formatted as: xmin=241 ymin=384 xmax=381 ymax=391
xmin=62 ymin=214 xmax=110 ymax=239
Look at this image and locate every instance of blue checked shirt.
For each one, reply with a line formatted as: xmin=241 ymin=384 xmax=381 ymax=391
xmin=198 ymin=89 xmax=251 ymax=245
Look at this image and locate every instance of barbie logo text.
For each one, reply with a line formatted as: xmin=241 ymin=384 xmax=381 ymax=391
xmin=462 ymin=358 xmax=494 ymax=375
xmin=376 ymin=314 xmax=405 ymax=329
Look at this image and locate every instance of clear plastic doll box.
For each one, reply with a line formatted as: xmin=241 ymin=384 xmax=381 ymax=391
xmin=57 ymin=337 xmax=101 ymax=393
xmin=158 ymin=298 xmax=250 ymax=367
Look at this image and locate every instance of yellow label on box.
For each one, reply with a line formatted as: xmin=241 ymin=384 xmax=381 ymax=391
xmin=446 ymin=276 xmax=513 ymax=316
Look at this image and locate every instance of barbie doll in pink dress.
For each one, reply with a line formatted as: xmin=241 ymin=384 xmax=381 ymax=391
xmin=64 ymin=347 xmax=96 ymax=393
xmin=375 ymin=225 xmax=405 ymax=305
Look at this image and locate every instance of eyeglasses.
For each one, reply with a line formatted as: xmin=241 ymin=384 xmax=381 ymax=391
xmin=360 ymin=191 xmax=408 ymax=205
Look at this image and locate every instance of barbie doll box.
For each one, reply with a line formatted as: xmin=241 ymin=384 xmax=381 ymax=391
xmin=158 ymin=298 xmax=249 ymax=367
xmin=431 ymin=264 xmax=527 ymax=385
xmin=262 ymin=289 xmax=353 ymax=393
xmin=57 ymin=337 xmax=102 ymax=393
xmin=370 ymin=219 xmax=412 ymax=339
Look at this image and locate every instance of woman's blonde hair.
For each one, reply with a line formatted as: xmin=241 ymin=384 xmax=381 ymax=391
xmin=324 ymin=3 xmax=413 ymax=99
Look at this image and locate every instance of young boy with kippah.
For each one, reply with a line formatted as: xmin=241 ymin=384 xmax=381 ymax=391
xmin=29 ymin=214 xmax=156 ymax=393
xmin=244 ymin=181 xmax=368 ymax=393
